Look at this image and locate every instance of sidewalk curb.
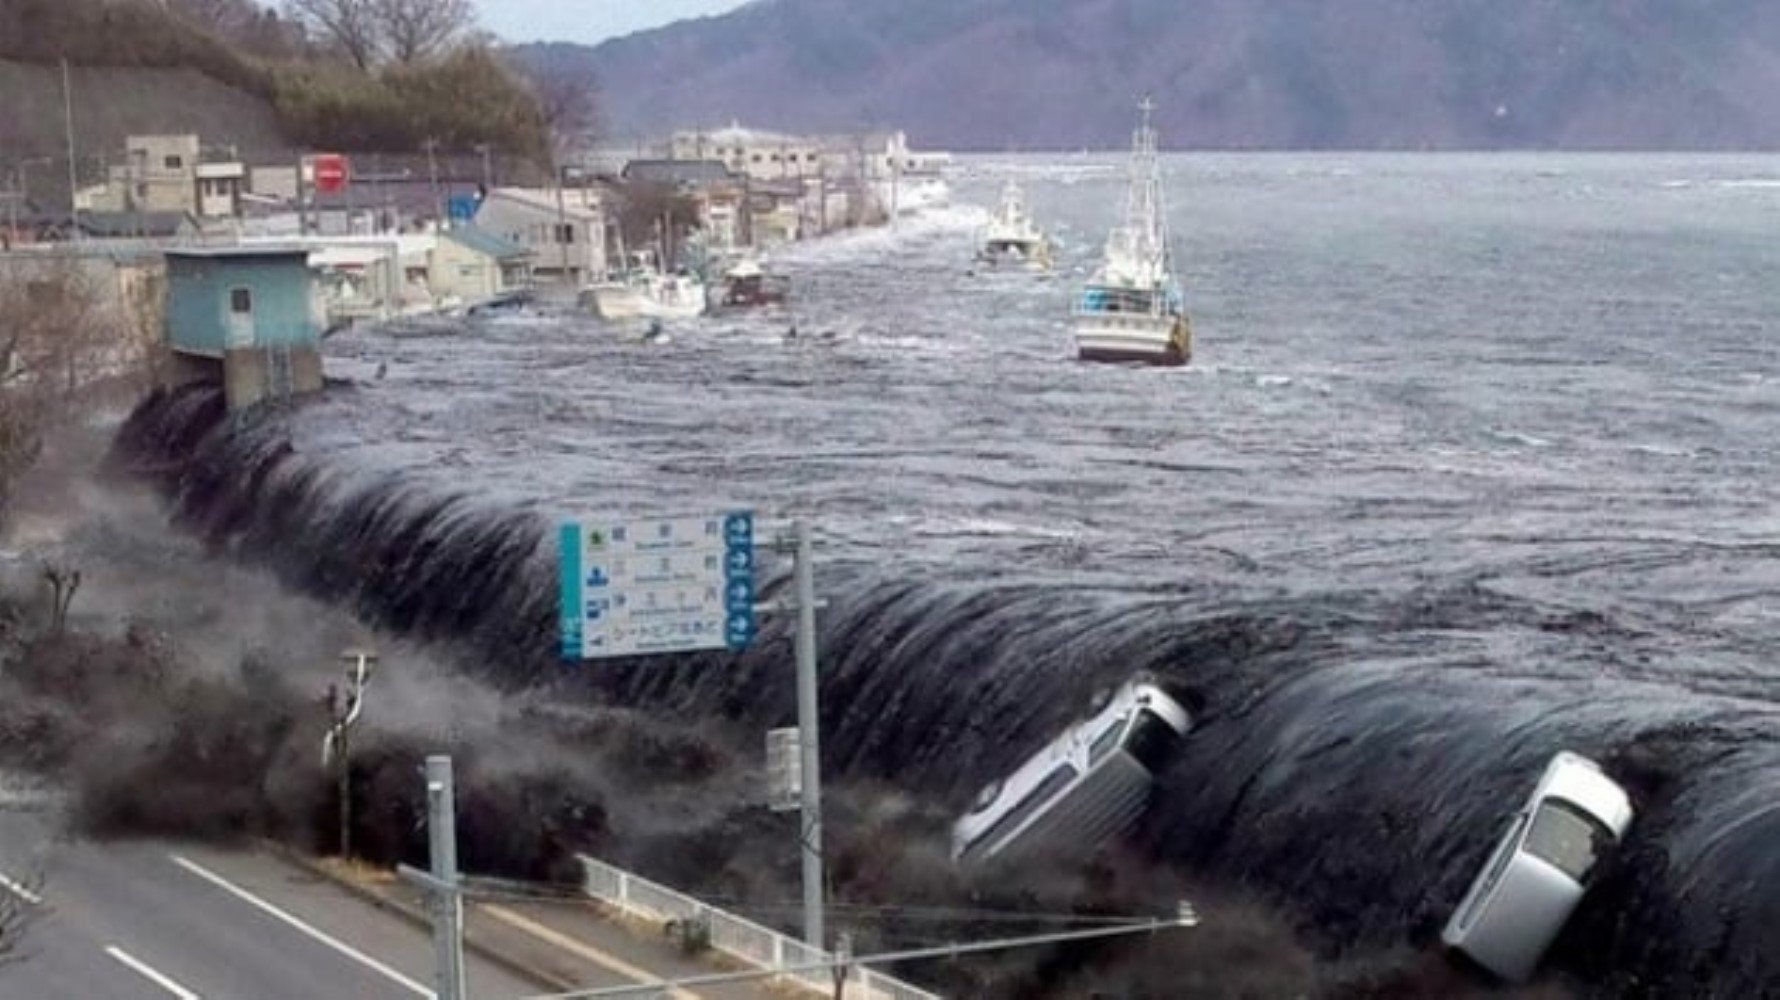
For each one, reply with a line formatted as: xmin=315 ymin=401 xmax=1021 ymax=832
xmin=259 ymin=840 xmax=581 ymax=995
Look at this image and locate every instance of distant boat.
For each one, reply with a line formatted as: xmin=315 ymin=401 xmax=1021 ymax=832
xmin=713 ymin=255 xmax=790 ymax=309
xmin=1071 ymin=98 xmax=1191 ymax=366
xmin=976 ymin=181 xmax=1053 ymax=270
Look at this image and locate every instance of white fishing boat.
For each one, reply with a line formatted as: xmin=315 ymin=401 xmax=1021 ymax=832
xmin=1071 ymin=98 xmax=1191 ymax=366
xmin=977 ymin=181 xmax=1053 ymax=270
xmin=586 ymin=249 xmax=707 ymax=321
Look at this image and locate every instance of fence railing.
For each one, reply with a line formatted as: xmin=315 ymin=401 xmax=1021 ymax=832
xmin=576 ymin=854 xmax=943 ymax=1000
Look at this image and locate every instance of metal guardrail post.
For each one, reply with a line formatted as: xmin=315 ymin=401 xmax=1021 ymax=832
xmin=426 ymin=755 xmax=467 ymax=1000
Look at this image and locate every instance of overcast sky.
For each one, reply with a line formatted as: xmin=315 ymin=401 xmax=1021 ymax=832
xmin=474 ymin=0 xmax=752 ymax=45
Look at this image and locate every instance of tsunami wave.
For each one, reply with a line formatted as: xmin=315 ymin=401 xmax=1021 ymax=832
xmin=111 ymin=382 xmax=1780 ymax=997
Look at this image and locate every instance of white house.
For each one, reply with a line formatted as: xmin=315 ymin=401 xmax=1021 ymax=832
xmin=474 ymin=187 xmax=607 ymax=284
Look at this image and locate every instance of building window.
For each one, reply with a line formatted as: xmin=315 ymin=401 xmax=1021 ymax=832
xmin=165 ymin=155 xmax=184 ymax=169
xmin=229 ymin=287 xmax=252 ymax=314
xmin=751 ymin=154 xmax=763 ymax=163
xmin=556 ymin=224 xmax=576 ymax=244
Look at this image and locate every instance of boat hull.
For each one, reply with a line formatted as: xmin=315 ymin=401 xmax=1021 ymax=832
xmin=1072 ymin=313 xmax=1191 ymax=366
xmin=587 ymin=282 xmax=706 ymax=320
xmin=977 ymin=242 xmax=1053 ymax=271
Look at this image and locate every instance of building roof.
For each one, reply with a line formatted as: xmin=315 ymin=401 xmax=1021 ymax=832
xmin=165 ymin=245 xmax=312 ymax=261
xmin=621 ymin=160 xmax=736 ymax=187
xmin=680 ymin=123 xmax=810 ymax=147
xmin=443 ymin=225 xmax=532 ymax=262
xmin=484 ymin=187 xmax=603 ymax=221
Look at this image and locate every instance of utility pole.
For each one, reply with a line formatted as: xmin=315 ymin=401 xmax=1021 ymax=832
xmin=61 ymin=59 xmax=80 ymax=241
xmin=323 ymin=649 xmax=376 ymax=860
xmin=790 ymin=519 xmax=825 ymax=949
xmin=555 ymin=155 xmax=571 ymax=284
xmin=423 ymin=138 xmax=442 ymax=229
xmin=474 ymin=143 xmax=492 ymax=193
xmin=6 ymin=162 xmax=20 ymax=244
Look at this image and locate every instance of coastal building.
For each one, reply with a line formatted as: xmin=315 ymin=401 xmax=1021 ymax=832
xmin=78 ymin=135 xmax=249 ymax=220
xmin=474 ymin=187 xmax=608 ymax=284
xmin=430 ymin=226 xmax=533 ymax=306
xmin=0 ymin=244 xmax=167 ymax=386
xmin=671 ymin=124 xmax=824 ymax=182
xmin=162 ymin=247 xmax=324 ymax=410
xmin=621 ymin=160 xmax=749 ymax=251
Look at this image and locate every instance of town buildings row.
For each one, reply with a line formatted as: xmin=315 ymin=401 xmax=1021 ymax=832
xmin=0 ymin=124 xmax=950 ymax=336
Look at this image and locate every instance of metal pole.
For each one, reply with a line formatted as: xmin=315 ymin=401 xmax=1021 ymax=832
xmin=555 ymin=162 xmax=570 ymax=284
xmin=792 ymin=519 xmax=824 ymax=948
xmin=61 ymin=59 xmax=80 ymax=241
xmin=337 ymin=712 xmax=351 ymax=859
xmin=425 ymin=138 xmax=442 ymax=229
xmin=6 ymin=163 xmax=18 ymax=242
xmin=426 ymin=755 xmax=466 ymax=1000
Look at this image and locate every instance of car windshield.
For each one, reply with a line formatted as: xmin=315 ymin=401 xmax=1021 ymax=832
xmin=1525 ymin=799 xmax=1615 ymax=882
xmin=1087 ymin=714 xmax=1128 ymax=768
xmin=1124 ymin=709 xmax=1183 ymax=772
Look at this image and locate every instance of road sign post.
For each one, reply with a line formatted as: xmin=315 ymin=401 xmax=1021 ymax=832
xmin=790 ymin=519 xmax=824 ymax=950
xmin=557 ymin=511 xmax=825 ymax=948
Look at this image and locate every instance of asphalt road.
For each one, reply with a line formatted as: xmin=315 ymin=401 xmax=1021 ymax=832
xmin=0 ymin=811 xmax=544 ymax=999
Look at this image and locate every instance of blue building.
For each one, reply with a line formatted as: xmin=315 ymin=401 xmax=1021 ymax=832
xmin=164 ymin=247 xmax=325 ymax=409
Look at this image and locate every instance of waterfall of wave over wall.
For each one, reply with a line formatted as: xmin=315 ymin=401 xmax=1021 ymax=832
xmin=112 ymin=383 xmax=1780 ymax=997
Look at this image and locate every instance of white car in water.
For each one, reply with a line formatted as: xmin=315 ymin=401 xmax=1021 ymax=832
xmin=1442 ymin=750 xmax=1635 ymax=983
xmin=951 ymin=676 xmax=1191 ymax=868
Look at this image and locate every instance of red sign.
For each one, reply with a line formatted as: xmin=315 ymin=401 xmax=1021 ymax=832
xmin=311 ymin=154 xmax=349 ymax=193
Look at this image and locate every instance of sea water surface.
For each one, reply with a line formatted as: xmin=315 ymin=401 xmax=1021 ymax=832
xmin=130 ymin=154 xmax=1780 ymax=994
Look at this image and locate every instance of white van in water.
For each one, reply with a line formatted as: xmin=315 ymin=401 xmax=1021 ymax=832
xmin=1443 ymin=750 xmax=1635 ymax=983
xmin=951 ymin=677 xmax=1191 ymax=868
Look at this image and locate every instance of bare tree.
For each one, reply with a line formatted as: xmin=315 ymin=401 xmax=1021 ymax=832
xmin=42 ymin=563 xmax=80 ymax=636
xmin=285 ymin=0 xmax=382 ymax=70
xmin=520 ymin=61 xmax=601 ymax=149
xmin=374 ymin=0 xmax=474 ymax=64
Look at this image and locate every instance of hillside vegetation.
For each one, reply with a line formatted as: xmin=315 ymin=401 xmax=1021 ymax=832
xmin=0 ymin=0 xmax=551 ymax=160
xmin=517 ymin=0 xmax=1780 ymax=149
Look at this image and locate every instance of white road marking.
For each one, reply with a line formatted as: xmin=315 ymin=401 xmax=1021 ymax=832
xmin=480 ymin=904 xmax=702 ymax=1000
xmin=0 ymin=870 xmax=42 ymax=905
xmin=169 ymin=853 xmax=434 ymax=998
xmin=105 ymin=945 xmax=201 ymax=999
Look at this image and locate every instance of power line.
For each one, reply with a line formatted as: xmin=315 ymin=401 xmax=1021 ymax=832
xmin=520 ymin=906 xmax=1198 ymax=1000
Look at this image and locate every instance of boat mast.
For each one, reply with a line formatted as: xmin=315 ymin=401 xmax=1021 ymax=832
xmin=1120 ymin=96 xmax=1167 ymax=279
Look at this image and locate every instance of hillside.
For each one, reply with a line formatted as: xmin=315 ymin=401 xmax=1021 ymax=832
xmin=1 ymin=0 xmax=552 ymax=184
xmin=0 ymin=60 xmax=292 ymax=161
xmin=515 ymin=0 xmax=1780 ymax=149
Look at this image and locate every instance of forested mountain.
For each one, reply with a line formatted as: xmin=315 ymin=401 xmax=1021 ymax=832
xmin=514 ymin=0 xmax=1780 ymax=149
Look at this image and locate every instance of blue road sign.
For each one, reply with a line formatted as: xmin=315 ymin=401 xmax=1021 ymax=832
xmin=559 ymin=511 xmax=756 ymax=660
